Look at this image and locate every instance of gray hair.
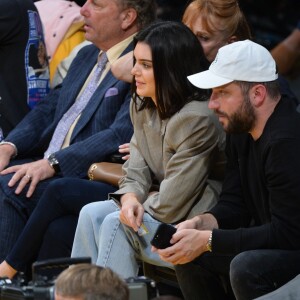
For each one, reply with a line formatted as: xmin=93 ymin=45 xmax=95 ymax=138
xmin=118 ymin=0 xmax=157 ymax=30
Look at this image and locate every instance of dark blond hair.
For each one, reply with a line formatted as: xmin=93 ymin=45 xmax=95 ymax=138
xmin=182 ymin=0 xmax=251 ymax=40
xmin=55 ymin=264 xmax=129 ymax=300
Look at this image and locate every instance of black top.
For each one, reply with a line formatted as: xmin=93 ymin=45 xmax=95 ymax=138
xmin=0 ymin=0 xmax=49 ymax=137
xmin=209 ymin=96 xmax=300 ymax=254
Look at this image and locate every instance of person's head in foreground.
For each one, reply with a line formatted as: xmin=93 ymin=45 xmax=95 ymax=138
xmin=55 ymin=264 xmax=129 ymax=300
xmin=188 ymin=40 xmax=281 ymax=139
xmin=131 ymin=20 xmax=209 ymax=119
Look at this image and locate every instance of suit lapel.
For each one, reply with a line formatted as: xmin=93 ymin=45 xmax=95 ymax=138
xmin=54 ymin=46 xmax=99 ymax=121
xmin=70 ymin=42 xmax=134 ymax=140
xmin=70 ymin=71 xmax=118 ymax=139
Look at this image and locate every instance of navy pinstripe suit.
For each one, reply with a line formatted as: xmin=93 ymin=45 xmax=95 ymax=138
xmin=0 ymin=43 xmax=133 ymax=260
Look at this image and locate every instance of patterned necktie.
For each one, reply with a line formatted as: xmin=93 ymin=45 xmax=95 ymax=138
xmin=44 ymin=52 xmax=108 ymax=158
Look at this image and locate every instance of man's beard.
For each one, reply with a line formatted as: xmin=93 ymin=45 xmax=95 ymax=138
xmin=217 ymin=94 xmax=256 ymax=134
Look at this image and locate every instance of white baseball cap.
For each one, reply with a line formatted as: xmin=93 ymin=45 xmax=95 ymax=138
xmin=188 ymin=40 xmax=278 ymax=89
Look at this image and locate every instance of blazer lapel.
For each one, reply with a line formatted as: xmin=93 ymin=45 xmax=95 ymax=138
xmin=70 ymin=42 xmax=134 ymax=140
xmin=55 ymin=46 xmax=99 ymax=121
xmin=70 ymin=71 xmax=118 ymax=139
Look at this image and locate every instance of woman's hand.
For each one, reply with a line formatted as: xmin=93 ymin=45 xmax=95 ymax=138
xmin=119 ymin=143 xmax=130 ymax=160
xmin=120 ymin=193 xmax=144 ymax=231
xmin=111 ymin=51 xmax=133 ymax=83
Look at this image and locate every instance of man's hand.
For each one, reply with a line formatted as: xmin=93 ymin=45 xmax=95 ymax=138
xmin=119 ymin=143 xmax=130 ymax=160
xmin=175 ymin=218 xmax=198 ymax=231
xmin=0 ymin=144 xmax=16 ymax=171
xmin=152 ymin=229 xmax=211 ymax=265
xmin=0 ymin=159 xmax=55 ymax=198
xmin=181 ymin=213 xmax=218 ymax=231
xmin=119 ymin=193 xmax=144 ymax=231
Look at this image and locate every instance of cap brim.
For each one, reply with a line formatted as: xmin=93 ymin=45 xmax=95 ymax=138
xmin=188 ymin=70 xmax=233 ymax=89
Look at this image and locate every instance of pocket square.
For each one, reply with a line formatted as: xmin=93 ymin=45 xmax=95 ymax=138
xmin=105 ymin=87 xmax=118 ymax=97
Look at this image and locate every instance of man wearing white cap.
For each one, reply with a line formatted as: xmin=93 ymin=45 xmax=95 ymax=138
xmin=153 ymin=40 xmax=300 ymax=300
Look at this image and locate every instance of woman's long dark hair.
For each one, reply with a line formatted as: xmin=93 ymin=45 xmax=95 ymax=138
xmin=132 ymin=20 xmax=209 ymax=119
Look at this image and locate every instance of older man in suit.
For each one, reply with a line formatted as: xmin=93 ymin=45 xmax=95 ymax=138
xmin=0 ymin=0 xmax=156 ymax=262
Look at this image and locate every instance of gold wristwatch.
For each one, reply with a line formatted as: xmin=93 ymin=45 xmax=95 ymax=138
xmin=206 ymin=231 xmax=213 ymax=252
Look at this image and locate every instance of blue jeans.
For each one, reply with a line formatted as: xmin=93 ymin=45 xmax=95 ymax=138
xmin=175 ymin=249 xmax=300 ymax=300
xmin=72 ymin=200 xmax=173 ymax=278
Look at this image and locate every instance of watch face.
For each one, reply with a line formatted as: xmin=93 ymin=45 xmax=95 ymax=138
xmin=48 ymin=154 xmax=60 ymax=173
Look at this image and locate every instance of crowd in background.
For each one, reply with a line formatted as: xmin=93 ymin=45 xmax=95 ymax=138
xmin=156 ymin=0 xmax=300 ymax=99
xmin=0 ymin=0 xmax=299 ymax=299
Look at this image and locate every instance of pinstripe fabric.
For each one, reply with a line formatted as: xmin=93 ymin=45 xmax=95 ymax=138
xmin=6 ymin=44 xmax=134 ymax=177
xmin=44 ymin=52 xmax=108 ymax=157
xmin=0 ymin=43 xmax=134 ymax=262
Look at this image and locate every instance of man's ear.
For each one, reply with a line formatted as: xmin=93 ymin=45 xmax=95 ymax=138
xmin=251 ymin=84 xmax=267 ymax=107
xmin=121 ymin=8 xmax=138 ymax=30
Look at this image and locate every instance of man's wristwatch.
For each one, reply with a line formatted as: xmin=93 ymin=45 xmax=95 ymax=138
xmin=47 ymin=153 xmax=61 ymax=174
xmin=206 ymin=231 xmax=213 ymax=252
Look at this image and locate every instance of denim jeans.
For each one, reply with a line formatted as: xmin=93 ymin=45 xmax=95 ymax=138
xmin=175 ymin=249 xmax=300 ymax=300
xmin=72 ymin=200 xmax=174 ymax=278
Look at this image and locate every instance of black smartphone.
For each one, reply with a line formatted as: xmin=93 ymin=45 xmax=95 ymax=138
xmin=150 ymin=223 xmax=177 ymax=249
xmin=110 ymin=153 xmax=125 ymax=164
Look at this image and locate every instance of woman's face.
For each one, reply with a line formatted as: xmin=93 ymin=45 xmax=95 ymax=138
xmin=37 ymin=42 xmax=47 ymax=66
xmin=187 ymin=15 xmax=229 ymax=62
xmin=131 ymin=42 xmax=156 ymax=103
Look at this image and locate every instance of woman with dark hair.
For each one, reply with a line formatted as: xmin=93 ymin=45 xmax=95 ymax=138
xmin=71 ymin=20 xmax=226 ymax=278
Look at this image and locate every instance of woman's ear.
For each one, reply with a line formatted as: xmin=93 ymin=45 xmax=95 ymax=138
xmin=121 ymin=8 xmax=138 ymax=30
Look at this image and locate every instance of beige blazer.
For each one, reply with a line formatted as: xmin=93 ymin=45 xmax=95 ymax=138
xmin=113 ymin=99 xmax=226 ymax=224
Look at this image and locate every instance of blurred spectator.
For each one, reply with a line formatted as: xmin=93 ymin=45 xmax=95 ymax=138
xmin=0 ymin=0 xmax=49 ymax=138
xmin=51 ymin=40 xmax=91 ymax=88
xmin=271 ymin=20 xmax=300 ymax=76
xmin=34 ymin=0 xmax=85 ymax=86
xmin=55 ymin=264 xmax=129 ymax=300
xmin=270 ymin=20 xmax=300 ymax=100
xmin=156 ymin=0 xmax=186 ymax=21
xmin=237 ymin=0 xmax=300 ymax=50
xmin=153 ymin=0 xmax=300 ymax=52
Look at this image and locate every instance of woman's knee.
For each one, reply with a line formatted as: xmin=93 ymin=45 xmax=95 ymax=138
xmin=79 ymin=201 xmax=117 ymax=225
xmin=102 ymin=211 xmax=121 ymax=228
xmin=78 ymin=202 xmax=99 ymax=223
